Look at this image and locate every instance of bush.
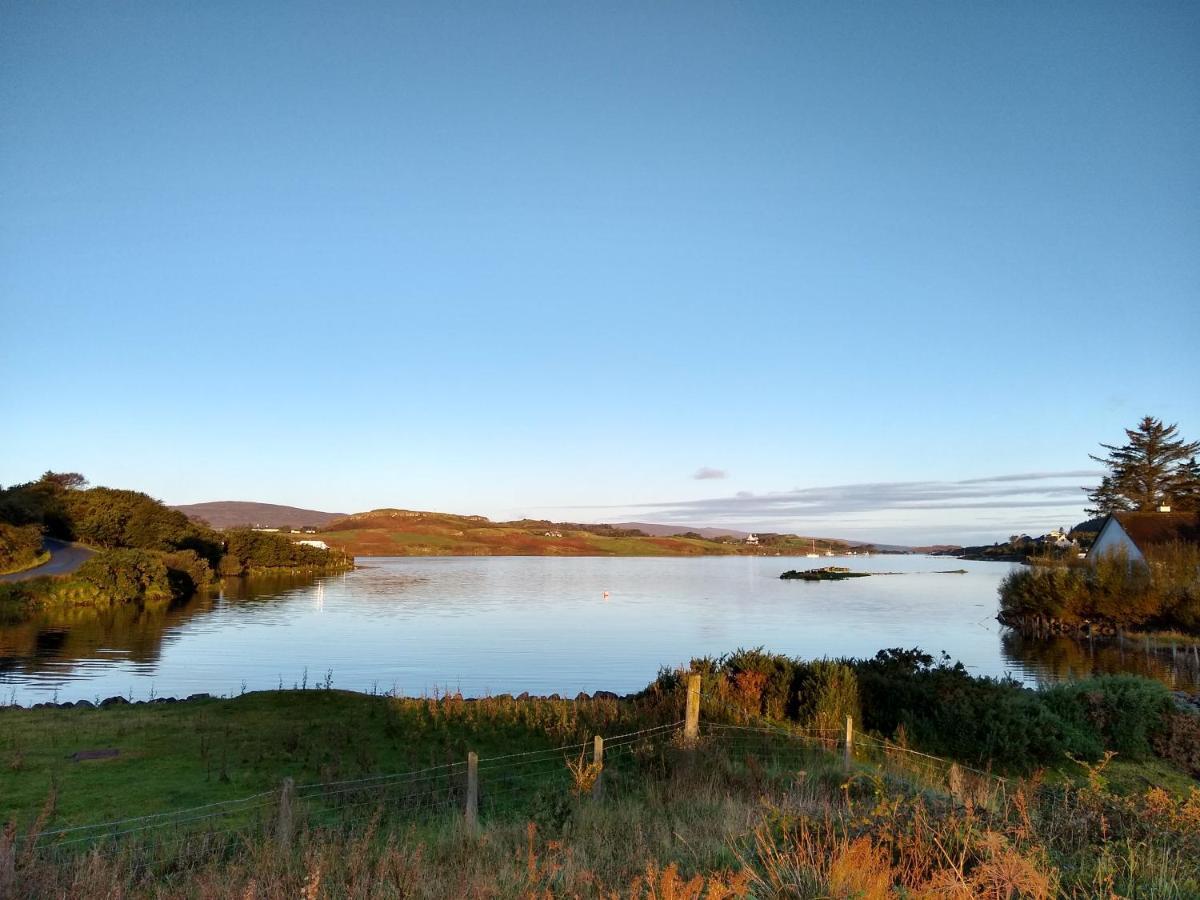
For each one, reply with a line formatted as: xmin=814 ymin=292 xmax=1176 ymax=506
xmin=1152 ymin=710 xmax=1200 ymax=776
xmin=0 ymin=522 xmax=43 ymax=571
xmin=657 ymin=648 xmax=1185 ymax=772
xmin=76 ymin=549 xmax=172 ymax=603
xmin=160 ymin=549 xmax=216 ymax=596
xmin=794 ymin=660 xmax=860 ymax=736
xmin=853 ymin=649 xmax=1097 ymax=769
xmin=999 ymin=544 xmax=1200 ymax=632
xmin=1042 ymin=675 xmax=1174 ymax=759
xmin=220 ymin=528 xmax=347 ymax=575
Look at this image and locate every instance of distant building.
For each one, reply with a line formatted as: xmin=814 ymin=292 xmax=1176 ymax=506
xmin=544 ymin=531 xmax=563 ymax=538
xmin=745 ymin=534 xmax=759 ymax=546
xmin=1086 ymin=511 xmax=1199 ymax=566
xmin=1044 ymin=528 xmax=1075 ymax=550
xmin=296 ymin=539 xmax=329 ymax=550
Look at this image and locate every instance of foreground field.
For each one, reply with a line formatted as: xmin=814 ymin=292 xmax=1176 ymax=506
xmin=2 ymin=659 xmax=1199 ymax=898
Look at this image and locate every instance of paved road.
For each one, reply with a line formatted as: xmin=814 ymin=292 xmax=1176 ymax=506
xmin=0 ymin=538 xmax=96 ymax=583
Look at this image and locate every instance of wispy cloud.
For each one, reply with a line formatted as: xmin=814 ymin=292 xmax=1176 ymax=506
xmin=692 ymin=467 xmax=728 ymax=480
xmin=551 ymin=470 xmax=1103 ymax=544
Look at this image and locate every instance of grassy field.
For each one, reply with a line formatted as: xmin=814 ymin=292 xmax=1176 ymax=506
xmin=2 ymin=686 xmax=1199 ymax=897
xmin=0 ymin=690 xmax=672 ymax=828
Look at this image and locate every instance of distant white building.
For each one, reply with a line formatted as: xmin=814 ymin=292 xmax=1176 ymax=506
xmin=296 ymin=539 xmax=328 ymax=550
xmin=745 ymin=534 xmax=759 ymax=546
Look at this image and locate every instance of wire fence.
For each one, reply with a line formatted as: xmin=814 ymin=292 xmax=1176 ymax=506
xmin=4 ymin=679 xmax=1050 ymax=885
xmin=5 ymin=719 xmax=686 ymax=881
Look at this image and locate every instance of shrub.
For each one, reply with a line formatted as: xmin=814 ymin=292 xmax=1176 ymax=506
xmin=160 ymin=549 xmax=216 ymax=596
xmin=1042 ymin=675 xmax=1174 ymax=759
xmin=0 ymin=522 xmax=43 ymax=571
xmin=75 ymin=549 xmax=172 ymax=603
xmin=794 ymin=660 xmax=860 ymax=736
xmin=1152 ymin=710 xmax=1200 ymax=776
xmin=999 ymin=544 xmax=1200 ymax=631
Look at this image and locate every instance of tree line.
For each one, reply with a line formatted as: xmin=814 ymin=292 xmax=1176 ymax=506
xmin=0 ymin=472 xmax=350 ymax=603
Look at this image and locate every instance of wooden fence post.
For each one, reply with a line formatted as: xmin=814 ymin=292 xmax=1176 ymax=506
xmin=843 ymin=716 xmax=854 ymax=772
xmin=0 ymin=821 xmax=15 ymax=900
xmin=465 ymin=751 xmax=479 ymax=830
xmin=275 ymin=777 xmax=295 ymax=849
xmin=592 ymin=735 xmax=604 ymax=799
xmin=684 ymin=674 xmax=701 ymax=744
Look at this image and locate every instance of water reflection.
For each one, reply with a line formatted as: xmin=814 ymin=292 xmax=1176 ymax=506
xmin=0 ymin=557 xmax=1196 ymax=703
xmin=1002 ymin=630 xmax=1200 ymax=691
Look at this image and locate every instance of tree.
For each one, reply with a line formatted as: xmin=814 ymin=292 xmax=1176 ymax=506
xmin=40 ymin=471 xmax=88 ymax=491
xmin=1086 ymin=417 xmax=1200 ymax=514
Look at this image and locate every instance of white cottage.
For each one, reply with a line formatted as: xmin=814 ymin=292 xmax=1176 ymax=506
xmin=1086 ymin=511 xmax=1198 ymax=565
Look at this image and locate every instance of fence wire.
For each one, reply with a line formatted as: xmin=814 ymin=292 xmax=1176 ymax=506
xmin=10 ymin=680 xmax=1046 ymax=882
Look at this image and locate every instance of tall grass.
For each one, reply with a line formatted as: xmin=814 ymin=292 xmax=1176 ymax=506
xmin=9 ymin=731 xmax=1200 ymax=898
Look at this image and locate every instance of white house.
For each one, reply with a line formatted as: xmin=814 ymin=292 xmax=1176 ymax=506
xmin=745 ymin=534 xmax=759 ymax=546
xmin=1086 ymin=511 xmax=1198 ymax=565
xmin=296 ymin=539 xmax=329 ymax=550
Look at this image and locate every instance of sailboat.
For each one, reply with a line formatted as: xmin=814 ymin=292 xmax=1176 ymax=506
xmin=806 ymin=539 xmax=820 ymax=559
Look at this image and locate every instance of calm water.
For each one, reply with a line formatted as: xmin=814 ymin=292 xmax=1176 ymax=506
xmin=2 ymin=555 xmax=1196 ymax=704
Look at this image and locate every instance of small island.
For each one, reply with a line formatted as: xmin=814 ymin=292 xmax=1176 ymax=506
xmin=780 ymin=566 xmax=871 ymax=581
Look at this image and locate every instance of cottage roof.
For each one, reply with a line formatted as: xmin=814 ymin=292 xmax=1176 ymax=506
xmin=1110 ymin=511 xmax=1200 ymax=553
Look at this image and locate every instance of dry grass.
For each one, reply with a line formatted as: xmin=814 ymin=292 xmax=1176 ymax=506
xmin=6 ymin=727 xmax=1200 ymax=899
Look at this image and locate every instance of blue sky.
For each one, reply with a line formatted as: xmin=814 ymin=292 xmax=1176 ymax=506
xmin=2 ymin=2 xmax=1197 ymax=543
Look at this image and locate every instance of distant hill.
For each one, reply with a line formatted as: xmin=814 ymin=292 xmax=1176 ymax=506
xmin=171 ymin=501 xmax=346 ymax=530
xmin=317 ymin=508 xmax=869 ymax=557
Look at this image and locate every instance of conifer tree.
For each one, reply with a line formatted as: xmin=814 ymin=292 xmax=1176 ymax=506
xmin=1086 ymin=417 xmax=1200 ymax=514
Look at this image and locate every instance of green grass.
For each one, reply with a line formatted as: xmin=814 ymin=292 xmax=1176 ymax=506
xmin=4 ymin=691 xmax=1200 ymax=897
xmin=0 ymin=690 xmax=674 ymax=830
xmin=0 ymin=549 xmax=51 ymax=576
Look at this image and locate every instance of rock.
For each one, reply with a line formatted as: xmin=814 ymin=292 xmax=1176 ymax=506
xmin=73 ymin=700 xmax=94 ymax=709
xmin=100 ymin=696 xmax=129 ymax=708
xmin=516 ymin=692 xmax=531 ymax=701
xmin=574 ymin=692 xmax=592 ymax=702
xmin=546 ymin=693 xmax=561 ymax=701
xmin=185 ymin=693 xmax=212 ymax=702
xmin=592 ymin=690 xmax=619 ymax=701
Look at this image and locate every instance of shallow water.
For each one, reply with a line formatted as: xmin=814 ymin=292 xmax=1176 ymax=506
xmin=1 ymin=555 xmax=1196 ymax=704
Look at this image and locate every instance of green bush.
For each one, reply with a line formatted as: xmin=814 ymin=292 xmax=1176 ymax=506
xmin=0 ymin=521 xmax=43 ymax=571
xmin=656 ymin=647 xmax=1186 ymax=773
xmin=1042 ymin=675 xmax=1173 ymax=759
xmin=76 ymin=549 xmax=172 ymax=603
xmin=794 ymin=660 xmax=860 ymax=735
xmin=160 ymin=549 xmax=216 ymax=596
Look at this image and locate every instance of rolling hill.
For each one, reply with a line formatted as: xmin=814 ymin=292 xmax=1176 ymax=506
xmin=316 ymin=508 xmax=866 ymax=557
xmin=171 ymin=501 xmax=346 ymax=530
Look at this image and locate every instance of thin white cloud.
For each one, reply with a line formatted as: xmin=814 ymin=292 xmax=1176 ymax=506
xmin=692 ymin=467 xmax=728 ymax=480
xmin=546 ymin=469 xmax=1103 ymax=544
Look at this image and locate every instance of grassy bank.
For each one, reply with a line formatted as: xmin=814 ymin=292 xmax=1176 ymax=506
xmin=0 ymin=551 xmax=50 ymax=577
